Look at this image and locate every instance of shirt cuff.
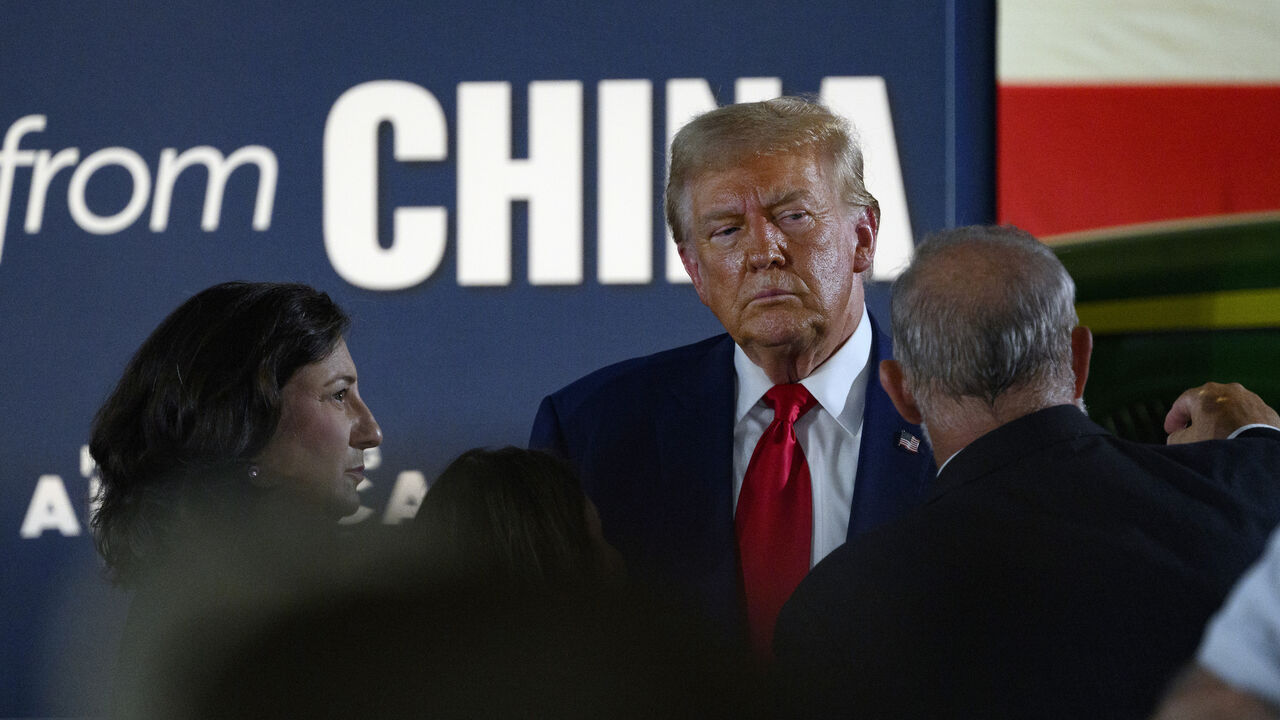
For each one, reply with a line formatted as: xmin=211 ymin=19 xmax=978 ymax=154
xmin=1228 ymin=424 xmax=1280 ymax=439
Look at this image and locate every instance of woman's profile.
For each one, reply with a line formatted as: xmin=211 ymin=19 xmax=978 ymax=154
xmin=90 ymin=281 xmax=381 ymax=718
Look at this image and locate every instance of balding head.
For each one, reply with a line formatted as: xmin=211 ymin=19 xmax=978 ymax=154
xmin=889 ymin=226 xmax=1082 ymax=425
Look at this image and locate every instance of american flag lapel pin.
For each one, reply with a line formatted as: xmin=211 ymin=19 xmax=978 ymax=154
xmin=895 ymin=429 xmax=921 ymax=454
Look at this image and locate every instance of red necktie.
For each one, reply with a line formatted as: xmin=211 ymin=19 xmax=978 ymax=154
xmin=736 ymin=383 xmax=818 ymax=659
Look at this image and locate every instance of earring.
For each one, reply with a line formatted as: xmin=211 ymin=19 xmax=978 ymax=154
xmin=248 ymin=464 xmax=260 ymax=480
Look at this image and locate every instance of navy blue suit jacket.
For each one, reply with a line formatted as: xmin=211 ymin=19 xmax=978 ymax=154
xmin=530 ymin=314 xmax=935 ymax=641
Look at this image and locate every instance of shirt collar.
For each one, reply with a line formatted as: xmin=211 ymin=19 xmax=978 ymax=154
xmin=734 ymin=306 xmax=873 ymax=429
xmin=936 ymin=446 xmax=961 ymax=476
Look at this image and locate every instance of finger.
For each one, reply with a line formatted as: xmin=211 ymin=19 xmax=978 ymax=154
xmin=1163 ymin=391 xmax=1199 ymax=435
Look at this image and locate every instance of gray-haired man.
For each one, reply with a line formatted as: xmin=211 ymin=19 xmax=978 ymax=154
xmin=773 ymin=225 xmax=1280 ymax=718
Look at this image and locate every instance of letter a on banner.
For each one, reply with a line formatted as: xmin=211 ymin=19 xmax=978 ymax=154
xmin=382 ymin=470 xmax=428 ymax=524
xmin=19 ymin=475 xmax=81 ymax=538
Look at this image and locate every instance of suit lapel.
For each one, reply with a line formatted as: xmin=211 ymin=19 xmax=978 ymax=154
xmin=656 ymin=334 xmax=736 ymax=543
xmin=847 ymin=315 xmax=936 ymax=540
xmin=654 ymin=334 xmax=741 ymax=626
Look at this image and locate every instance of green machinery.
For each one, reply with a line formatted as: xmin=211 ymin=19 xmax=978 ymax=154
xmin=1053 ymin=212 xmax=1280 ymax=443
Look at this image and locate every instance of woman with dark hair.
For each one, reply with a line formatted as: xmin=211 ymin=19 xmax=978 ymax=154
xmin=91 ymin=281 xmax=381 ymax=718
xmin=413 ymin=446 xmax=622 ymax=588
xmin=91 ymin=281 xmax=381 ymax=584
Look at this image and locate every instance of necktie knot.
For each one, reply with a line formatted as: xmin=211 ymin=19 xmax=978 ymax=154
xmin=763 ymin=383 xmax=818 ymax=426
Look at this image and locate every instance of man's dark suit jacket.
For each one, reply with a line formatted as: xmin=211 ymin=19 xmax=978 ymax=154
xmin=530 ymin=315 xmax=935 ymax=643
xmin=773 ymin=404 xmax=1280 ymax=719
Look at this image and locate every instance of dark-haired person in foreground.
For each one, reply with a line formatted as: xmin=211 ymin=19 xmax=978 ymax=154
xmin=531 ymin=97 xmax=934 ymax=658
xmin=772 ymin=226 xmax=1280 ymax=719
xmin=99 ymin=445 xmax=751 ymax=719
xmin=170 ymin=445 xmax=755 ymax=720
xmin=90 ymin=281 xmax=382 ymax=719
xmin=413 ymin=446 xmax=624 ymax=588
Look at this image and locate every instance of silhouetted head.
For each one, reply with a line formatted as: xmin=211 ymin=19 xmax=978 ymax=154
xmin=415 ymin=446 xmax=622 ymax=588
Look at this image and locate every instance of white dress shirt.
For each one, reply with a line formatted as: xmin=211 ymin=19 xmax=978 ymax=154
xmin=732 ymin=306 xmax=873 ymax=568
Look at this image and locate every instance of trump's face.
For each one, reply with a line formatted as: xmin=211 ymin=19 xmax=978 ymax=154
xmin=677 ymin=149 xmax=876 ymax=375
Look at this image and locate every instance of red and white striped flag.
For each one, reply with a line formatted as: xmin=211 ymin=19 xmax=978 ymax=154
xmin=998 ymin=0 xmax=1280 ymax=238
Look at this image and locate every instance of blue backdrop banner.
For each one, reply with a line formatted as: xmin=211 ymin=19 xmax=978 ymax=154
xmin=0 ymin=2 xmax=993 ymax=715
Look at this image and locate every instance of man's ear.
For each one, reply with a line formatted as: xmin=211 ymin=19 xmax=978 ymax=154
xmin=677 ymin=242 xmax=708 ymax=305
xmin=880 ymin=359 xmax=923 ymax=424
xmin=1070 ymin=326 xmax=1092 ymax=400
xmin=852 ymin=207 xmax=879 ymax=274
